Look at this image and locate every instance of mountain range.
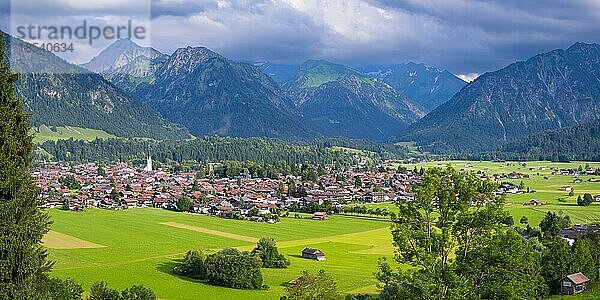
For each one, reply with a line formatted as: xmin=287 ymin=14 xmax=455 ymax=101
xmin=402 ymin=42 xmax=600 ymax=153
xmin=132 ymin=46 xmax=315 ymax=139
xmin=83 ymin=40 xmax=450 ymax=141
xmin=9 ymin=32 xmax=599 ymax=156
xmin=4 ymin=34 xmax=190 ymax=140
xmin=283 ymin=60 xmax=425 ymax=140
xmin=357 ymin=63 xmax=467 ymax=112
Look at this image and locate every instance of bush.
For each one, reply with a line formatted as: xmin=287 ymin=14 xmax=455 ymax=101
xmin=88 ymin=281 xmax=157 ymax=300
xmin=175 ymin=248 xmax=265 ymax=290
xmin=89 ymin=281 xmax=120 ymax=300
xmin=204 ymin=248 xmax=264 ymax=289
xmin=173 ymin=250 xmax=206 ymax=278
xmin=285 ymin=270 xmax=340 ymax=300
xmin=46 ymin=277 xmax=83 ymax=300
xmin=121 ymin=285 xmax=157 ymax=300
xmin=251 ymin=237 xmax=290 ymax=268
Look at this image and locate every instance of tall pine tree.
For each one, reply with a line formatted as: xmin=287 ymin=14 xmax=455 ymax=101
xmin=0 ymin=33 xmax=53 ymax=299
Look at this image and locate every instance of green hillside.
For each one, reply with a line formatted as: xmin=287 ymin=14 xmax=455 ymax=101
xmin=33 ymin=125 xmax=117 ymax=143
xmin=4 ymin=33 xmax=191 ymax=141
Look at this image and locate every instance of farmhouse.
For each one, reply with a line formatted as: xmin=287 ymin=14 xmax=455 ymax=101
xmin=560 ymin=272 xmax=590 ymax=295
xmin=497 ymin=183 xmax=518 ymax=194
xmin=312 ymin=212 xmax=328 ymax=220
xmin=560 ymin=224 xmax=599 ymax=245
xmin=523 ymin=199 xmax=544 ymax=206
xmin=302 ymin=248 xmax=326 ymax=261
xmin=560 ymin=185 xmax=573 ymax=192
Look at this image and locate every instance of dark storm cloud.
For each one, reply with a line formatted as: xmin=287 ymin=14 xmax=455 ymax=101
xmin=151 ymin=0 xmax=214 ymax=18
xmin=3 ymin=0 xmax=599 ymax=76
xmin=365 ymin=0 xmax=600 ymax=74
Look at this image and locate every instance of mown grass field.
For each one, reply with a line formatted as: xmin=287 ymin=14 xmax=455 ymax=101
xmin=46 ymin=208 xmax=393 ymax=300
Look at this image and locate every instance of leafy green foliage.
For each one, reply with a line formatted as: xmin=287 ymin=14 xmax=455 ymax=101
xmin=251 ymin=237 xmax=290 ymax=269
xmin=377 ymin=165 xmax=530 ymax=299
xmin=457 ymin=230 xmax=547 ymax=299
xmin=204 ymin=248 xmax=264 ymax=290
xmin=120 ymin=285 xmax=157 ymax=300
xmin=176 ymin=196 xmax=192 ymax=212
xmin=284 ymin=270 xmax=340 ymax=300
xmin=44 ymin=277 xmax=84 ymax=300
xmin=37 ymin=136 xmax=409 ymax=167
xmin=173 ymin=250 xmax=207 ymax=279
xmin=88 ymin=281 xmax=156 ymax=300
xmin=468 ymin=119 xmax=600 ymax=161
xmin=59 ymin=175 xmax=81 ymax=190
xmin=174 ymin=248 xmax=265 ymax=290
xmin=89 ymin=281 xmax=121 ymax=300
xmin=539 ymin=211 xmax=570 ymax=239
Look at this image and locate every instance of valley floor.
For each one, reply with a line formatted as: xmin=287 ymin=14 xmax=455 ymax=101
xmin=46 ymin=208 xmax=392 ymax=300
xmin=46 ymin=160 xmax=600 ymax=299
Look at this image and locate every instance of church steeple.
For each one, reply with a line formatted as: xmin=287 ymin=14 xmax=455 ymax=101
xmin=144 ymin=155 xmax=153 ymax=172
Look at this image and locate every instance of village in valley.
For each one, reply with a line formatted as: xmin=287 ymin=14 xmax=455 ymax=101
xmin=34 ymin=158 xmax=600 ymax=224
xmin=30 ymin=156 xmax=600 ymax=297
xmin=33 ymin=156 xmax=419 ymax=220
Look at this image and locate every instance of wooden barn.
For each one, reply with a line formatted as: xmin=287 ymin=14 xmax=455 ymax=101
xmin=561 ymin=272 xmax=590 ymax=295
xmin=302 ymin=248 xmax=326 ymax=261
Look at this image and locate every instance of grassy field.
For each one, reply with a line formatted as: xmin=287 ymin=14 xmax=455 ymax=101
xmin=32 ymin=125 xmax=116 ymax=143
xmin=399 ymin=161 xmax=600 ymax=226
xmin=45 ymin=161 xmax=600 ymax=299
xmin=46 ymin=208 xmax=393 ymax=299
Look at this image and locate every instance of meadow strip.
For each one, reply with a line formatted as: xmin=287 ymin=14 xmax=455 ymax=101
xmin=42 ymin=230 xmax=106 ymax=249
xmin=161 ymin=222 xmax=259 ymax=243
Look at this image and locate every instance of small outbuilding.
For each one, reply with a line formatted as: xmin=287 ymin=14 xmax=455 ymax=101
xmin=561 ymin=272 xmax=590 ymax=295
xmin=312 ymin=212 xmax=328 ymax=220
xmin=302 ymin=248 xmax=326 ymax=261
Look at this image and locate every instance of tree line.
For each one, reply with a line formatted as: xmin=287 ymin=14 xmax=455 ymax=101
xmin=36 ymin=136 xmax=410 ymax=166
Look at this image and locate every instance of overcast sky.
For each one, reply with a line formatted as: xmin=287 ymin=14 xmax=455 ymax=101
xmin=2 ymin=0 xmax=600 ymax=80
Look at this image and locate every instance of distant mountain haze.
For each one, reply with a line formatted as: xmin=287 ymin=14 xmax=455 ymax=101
xmin=357 ymin=63 xmax=467 ymax=112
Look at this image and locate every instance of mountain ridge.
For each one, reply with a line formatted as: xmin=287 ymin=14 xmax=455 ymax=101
xmin=401 ymin=42 xmax=600 ymax=153
xmin=4 ymin=33 xmax=191 ymax=140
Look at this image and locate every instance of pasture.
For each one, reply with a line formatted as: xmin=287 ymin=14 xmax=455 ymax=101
xmin=45 ymin=160 xmax=600 ymax=298
xmin=399 ymin=161 xmax=600 ymax=226
xmin=46 ymin=208 xmax=393 ymax=299
xmin=33 ymin=125 xmax=116 ymax=143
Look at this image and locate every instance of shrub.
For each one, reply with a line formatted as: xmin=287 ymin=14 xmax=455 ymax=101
xmin=251 ymin=237 xmax=290 ymax=268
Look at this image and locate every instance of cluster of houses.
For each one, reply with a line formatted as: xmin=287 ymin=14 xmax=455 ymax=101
xmin=32 ymin=161 xmax=420 ymax=220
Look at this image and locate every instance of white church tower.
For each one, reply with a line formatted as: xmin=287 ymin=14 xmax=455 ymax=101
xmin=144 ymin=155 xmax=153 ymax=172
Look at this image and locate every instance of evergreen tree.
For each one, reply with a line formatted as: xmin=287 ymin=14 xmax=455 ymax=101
xmin=0 ymin=33 xmax=53 ymax=299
